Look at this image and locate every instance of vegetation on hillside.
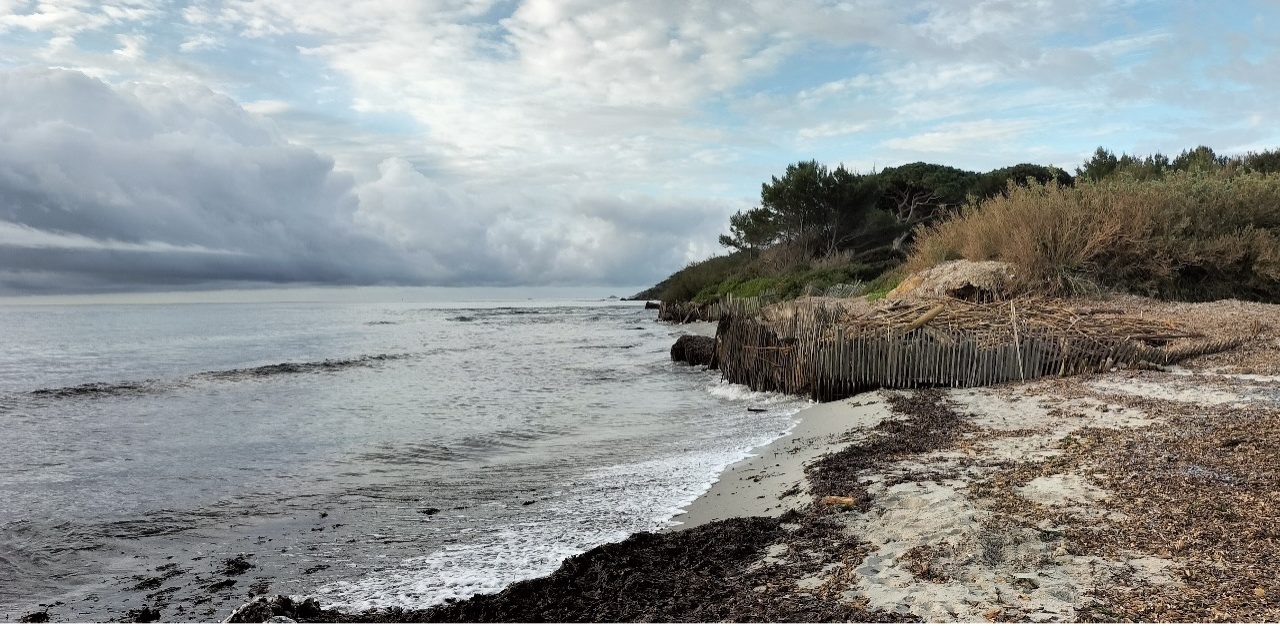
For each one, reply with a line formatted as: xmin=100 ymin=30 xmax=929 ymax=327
xmin=909 ymin=171 xmax=1280 ymax=301
xmin=635 ymin=146 xmax=1280 ymax=305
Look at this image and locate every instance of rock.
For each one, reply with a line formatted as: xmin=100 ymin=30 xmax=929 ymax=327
xmin=207 ymin=579 xmax=237 ymax=592
xmin=644 ymin=301 xmax=660 ymax=309
xmin=18 ymin=611 xmax=50 ymax=623
xmin=222 ymin=554 xmax=255 ymax=576
xmin=670 ymin=335 xmax=716 ymax=368
xmin=226 ymin=596 xmax=322 ymax=623
xmin=123 ymin=606 xmax=161 ymax=623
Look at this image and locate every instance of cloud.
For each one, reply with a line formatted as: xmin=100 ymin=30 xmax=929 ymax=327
xmin=0 ymin=67 xmax=732 ymax=293
xmin=0 ymin=67 xmax=411 ymax=292
xmin=112 ymin=33 xmax=145 ymax=59
xmin=178 ymin=33 xmax=221 ymax=52
xmin=1 ymin=1 xmax=1278 ymax=294
xmin=242 ymin=98 xmax=290 ymax=115
xmin=797 ymin=121 xmax=870 ymax=141
xmin=882 ymin=119 xmax=1038 ymax=153
xmin=353 ymin=157 xmax=732 ymax=287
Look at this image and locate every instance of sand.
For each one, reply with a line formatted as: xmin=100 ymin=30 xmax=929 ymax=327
xmin=661 ymin=358 xmax=1279 ymax=622
xmin=668 ymin=391 xmax=895 ymax=528
xmin=229 ymin=297 xmax=1280 ymax=623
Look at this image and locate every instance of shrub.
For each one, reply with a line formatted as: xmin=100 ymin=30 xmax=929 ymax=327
xmin=907 ymin=172 xmax=1280 ymax=301
xmin=648 ymin=251 xmax=755 ymax=303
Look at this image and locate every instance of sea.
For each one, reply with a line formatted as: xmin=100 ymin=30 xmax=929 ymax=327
xmin=0 ymin=294 xmax=808 ymax=621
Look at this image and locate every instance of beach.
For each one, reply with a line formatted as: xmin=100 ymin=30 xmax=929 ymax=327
xmin=230 ymin=297 xmax=1280 ymax=623
xmin=1 ymin=301 xmax=809 ymax=623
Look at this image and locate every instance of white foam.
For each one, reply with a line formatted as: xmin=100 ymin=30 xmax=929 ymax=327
xmin=705 ymin=379 xmax=808 ymax=406
xmin=317 ymin=391 xmax=810 ymax=612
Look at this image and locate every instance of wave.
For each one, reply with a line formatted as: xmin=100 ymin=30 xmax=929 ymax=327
xmin=29 ymin=380 xmax=154 ymax=398
xmin=704 ymin=380 xmax=808 ymax=408
xmin=197 ymin=354 xmax=408 ymax=382
xmin=354 ymin=442 xmax=459 ymax=465
xmin=25 ymin=353 xmax=412 ymax=399
xmin=355 ymin=426 xmax=565 ymax=467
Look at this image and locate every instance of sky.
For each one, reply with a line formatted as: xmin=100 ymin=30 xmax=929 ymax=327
xmin=0 ymin=0 xmax=1278 ymax=295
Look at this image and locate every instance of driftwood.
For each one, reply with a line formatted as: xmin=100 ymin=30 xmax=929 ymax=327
xmin=819 ymin=496 xmax=858 ymax=507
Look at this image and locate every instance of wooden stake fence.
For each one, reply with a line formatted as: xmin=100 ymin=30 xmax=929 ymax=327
xmin=712 ymin=298 xmax=1256 ymax=401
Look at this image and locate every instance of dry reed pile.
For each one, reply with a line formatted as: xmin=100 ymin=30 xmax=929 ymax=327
xmin=658 ymin=294 xmax=768 ymax=323
xmin=716 ymin=297 xmax=1259 ymax=401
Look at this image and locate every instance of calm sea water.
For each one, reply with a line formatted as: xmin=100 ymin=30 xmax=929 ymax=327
xmin=0 ymin=297 xmax=806 ymax=621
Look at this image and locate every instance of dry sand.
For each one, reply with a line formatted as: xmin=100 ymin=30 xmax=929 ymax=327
xmin=670 ymin=347 xmax=1280 ymax=621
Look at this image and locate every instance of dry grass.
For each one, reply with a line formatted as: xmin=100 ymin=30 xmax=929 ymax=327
xmin=907 ymin=172 xmax=1280 ymax=301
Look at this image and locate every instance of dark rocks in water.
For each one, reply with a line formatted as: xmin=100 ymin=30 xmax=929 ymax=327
xmin=222 ymin=555 xmax=254 ymax=576
xmin=419 ymin=507 xmax=440 ymax=516
xmin=203 ymin=355 xmax=402 ymax=381
xmin=29 ymin=354 xmax=410 ymax=400
xmin=18 ymin=611 xmax=49 ymax=623
xmin=29 ymin=381 xmax=148 ymax=398
xmin=644 ymin=301 xmax=660 ymax=309
xmin=670 ymin=335 xmax=716 ymax=368
xmin=227 ymin=596 xmax=321 ymax=624
xmin=207 ymin=579 xmax=237 ymax=592
xmin=123 ymin=606 xmax=161 ymax=623
xmin=130 ymin=576 xmax=163 ymax=591
xmin=447 ymin=315 xmax=476 ymax=322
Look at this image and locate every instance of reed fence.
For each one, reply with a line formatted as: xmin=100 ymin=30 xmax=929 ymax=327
xmin=714 ymin=297 xmax=1256 ymax=401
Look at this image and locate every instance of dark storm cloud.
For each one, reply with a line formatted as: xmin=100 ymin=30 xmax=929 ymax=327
xmin=0 ymin=68 xmax=415 ymax=293
xmin=0 ymin=68 xmax=730 ymax=294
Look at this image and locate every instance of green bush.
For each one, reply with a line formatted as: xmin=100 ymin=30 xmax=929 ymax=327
xmin=637 ymin=251 xmax=754 ymax=303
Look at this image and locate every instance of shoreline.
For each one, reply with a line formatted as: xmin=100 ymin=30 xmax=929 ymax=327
xmin=666 ymin=393 xmax=891 ymax=530
xmin=230 ymin=365 xmax=1280 ymax=621
xmin=228 ymin=298 xmax=1280 ymax=622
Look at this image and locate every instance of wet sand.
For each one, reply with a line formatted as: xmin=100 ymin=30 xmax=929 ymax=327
xmin=668 ymin=393 xmax=893 ymax=528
